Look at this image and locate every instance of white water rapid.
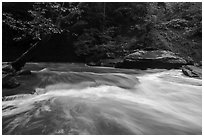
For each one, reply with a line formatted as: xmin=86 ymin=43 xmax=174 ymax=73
xmin=2 ymin=63 xmax=202 ymax=135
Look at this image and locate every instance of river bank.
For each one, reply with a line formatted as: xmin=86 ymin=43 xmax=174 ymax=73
xmin=2 ymin=58 xmax=202 ymax=91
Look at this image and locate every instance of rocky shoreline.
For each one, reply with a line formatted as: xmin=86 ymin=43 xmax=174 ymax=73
xmin=2 ymin=50 xmax=202 ymax=90
xmin=3 ymin=63 xmax=31 ymax=89
xmin=87 ymin=50 xmax=202 ymax=78
xmin=182 ymin=65 xmax=202 ymax=79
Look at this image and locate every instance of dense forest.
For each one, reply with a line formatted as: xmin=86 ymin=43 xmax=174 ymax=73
xmin=3 ymin=2 xmax=202 ymax=70
xmin=2 ymin=3 xmax=202 ymax=135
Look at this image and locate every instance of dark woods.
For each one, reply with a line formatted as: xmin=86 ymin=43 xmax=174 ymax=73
xmin=2 ymin=3 xmax=202 ymax=135
xmin=2 ymin=2 xmax=202 ymax=71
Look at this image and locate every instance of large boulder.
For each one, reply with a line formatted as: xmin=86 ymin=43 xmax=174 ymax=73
xmin=182 ymin=65 xmax=202 ymax=79
xmin=2 ymin=63 xmax=31 ymax=89
xmin=116 ymin=50 xmax=189 ymax=69
xmin=3 ymin=74 xmax=20 ymax=89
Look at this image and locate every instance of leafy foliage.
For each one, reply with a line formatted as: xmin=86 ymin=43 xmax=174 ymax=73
xmin=3 ymin=2 xmax=82 ymax=41
xmin=2 ymin=2 xmax=202 ymax=63
xmin=144 ymin=2 xmax=202 ymax=62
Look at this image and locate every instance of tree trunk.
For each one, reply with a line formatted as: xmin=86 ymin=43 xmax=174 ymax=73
xmin=11 ymin=35 xmax=51 ymax=71
xmin=102 ymin=2 xmax=106 ymax=32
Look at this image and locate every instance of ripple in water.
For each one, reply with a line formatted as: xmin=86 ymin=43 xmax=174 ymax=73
xmin=2 ymin=68 xmax=202 ymax=135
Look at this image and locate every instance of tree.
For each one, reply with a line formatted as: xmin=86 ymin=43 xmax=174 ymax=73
xmin=3 ymin=2 xmax=83 ymax=71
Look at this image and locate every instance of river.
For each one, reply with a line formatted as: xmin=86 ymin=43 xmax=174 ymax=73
xmin=2 ymin=63 xmax=202 ymax=135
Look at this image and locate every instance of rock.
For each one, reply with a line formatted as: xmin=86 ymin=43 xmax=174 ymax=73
xmin=195 ymin=61 xmax=202 ymax=67
xmin=182 ymin=65 xmax=202 ymax=79
xmin=100 ymin=59 xmax=123 ymax=67
xmin=199 ymin=61 xmax=202 ymax=66
xmin=116 ymin=50 xmax=188 ymax=69
xmin=2 ymin=64 xmax=20 ymax=89
xmin=87 ymin=59 xmax=123 ymax=67
xmin=86 ymin=62 xmax=101 ymax=66
xmin=17 ymin=69 xmax=32 ymax=75
xmin=2 ymin=64 xmax=16 ymax=74
xmin=3 ymin=74 xmax=20 ymax=89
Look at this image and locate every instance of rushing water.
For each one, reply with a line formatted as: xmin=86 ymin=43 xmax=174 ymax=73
xmin=2 ymin=63 xmax=202 ymax=135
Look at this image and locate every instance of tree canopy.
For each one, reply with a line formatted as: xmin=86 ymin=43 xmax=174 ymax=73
xmin=3 ymin=2 xmax=202 ymax=64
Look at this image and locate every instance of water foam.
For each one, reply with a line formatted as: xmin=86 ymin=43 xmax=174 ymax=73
xmin=2 ymin=69 xmax=202 ymax=135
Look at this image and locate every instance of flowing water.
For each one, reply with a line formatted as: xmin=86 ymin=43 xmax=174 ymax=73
xmin=2 ymin=63 xmax=202 ymax=135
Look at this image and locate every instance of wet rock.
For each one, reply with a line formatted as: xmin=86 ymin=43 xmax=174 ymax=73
xmin=100 ymin=59 xmax=123 ymax=67
xmin=17 ymin=69 xmax=32 ymax=75
xmin=86 ymin=62 xmax=101 ymax=66
xmin=2 ymin=64 xmax=23 ymax=89
xmin=116 ymin=50 xmax=188 ymax=69
xmin=2 ymin=64 xmax=16 ymax=74
xmin=87 ymin=59 xmax=123 ymax=67
xmin=194 ymin=61 xmax=202 ymax=67
xmin=199 ymin=61 xmax=202 ymax=66
xmin=182 ymin=65 xmax=202 ymax=79
xmin=3 ymin=74 xmax=20 ymax=89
